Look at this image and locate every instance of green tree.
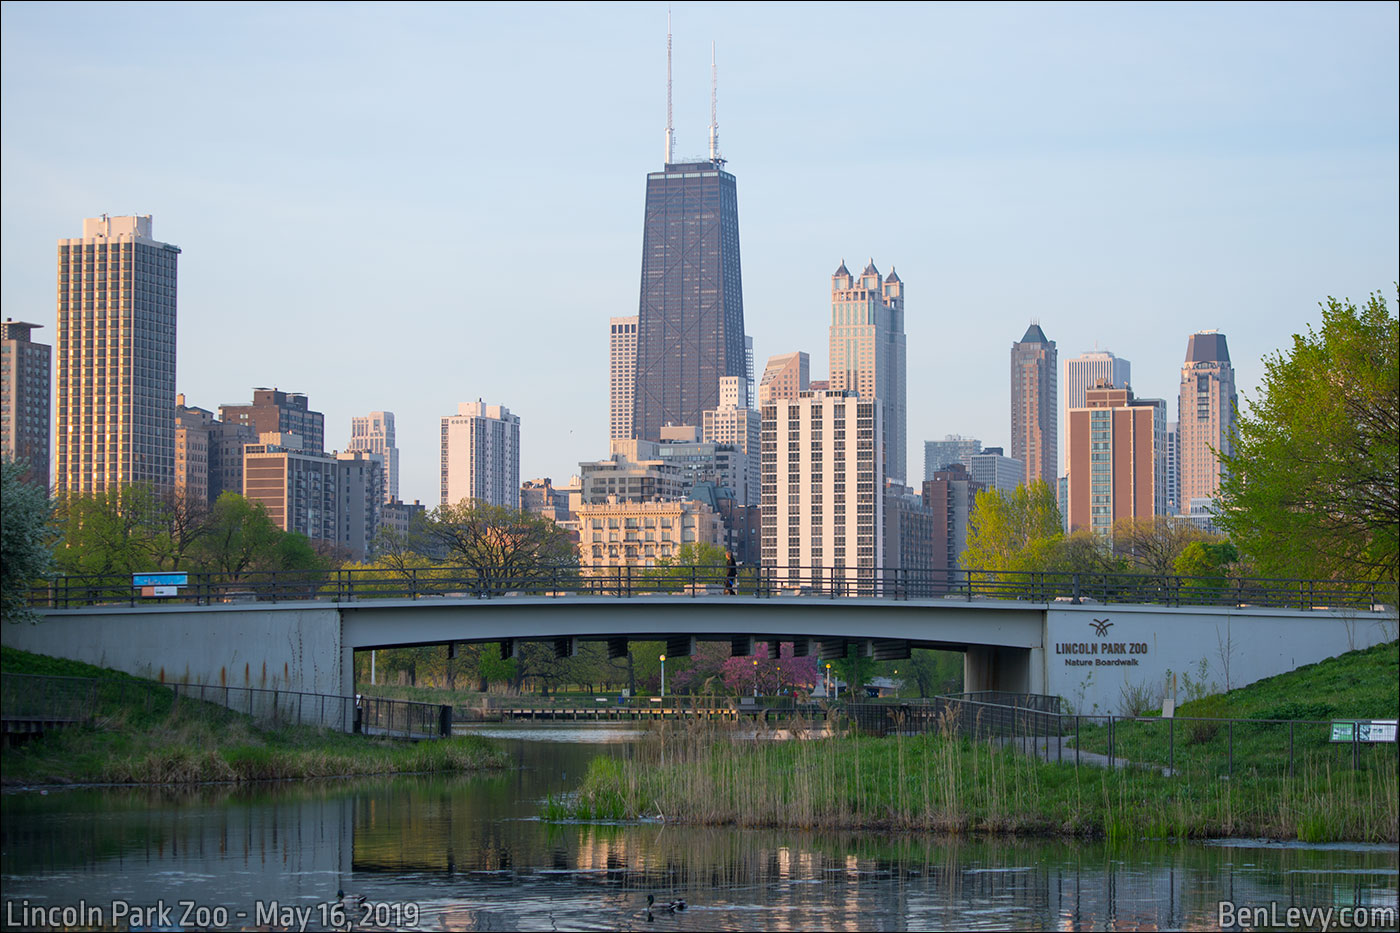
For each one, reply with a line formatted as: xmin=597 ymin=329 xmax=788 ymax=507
xmin=53 ymin=484 xmax=177 ymax=575
xmin=1 ymin=458 xmax=54 ymax=623
xmin=1216 ymin=290 xmax=1399 ymax=583
xmin=188 ymin=493 xmax=288 ymax=577
xmin=639 ymin=542 xmax=728 ymax=591
xmin=422 ymin=500 xmax=577 ymax=594
xmin=961 ymin=480 xmax=1064 ymax=578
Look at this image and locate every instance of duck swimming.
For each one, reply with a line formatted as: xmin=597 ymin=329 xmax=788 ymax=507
xmin=646 ymin=894 xmax=686 ymax=913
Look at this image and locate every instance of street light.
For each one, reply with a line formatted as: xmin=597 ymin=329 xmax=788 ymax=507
xmin=752 ymin=658 xmax=759 ymax=698
xmin=825 ymin=662 xmax=832 ymax=698
xmin=660 ymin=654 xmax=666 ymax=700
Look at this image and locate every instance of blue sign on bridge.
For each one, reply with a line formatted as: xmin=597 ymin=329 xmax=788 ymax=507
xmin=132 ymin=572 xmax=188 ymax=587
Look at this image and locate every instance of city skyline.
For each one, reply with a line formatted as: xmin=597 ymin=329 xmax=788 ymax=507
xmin=2 ymin=4 xmax=1396 ymax=503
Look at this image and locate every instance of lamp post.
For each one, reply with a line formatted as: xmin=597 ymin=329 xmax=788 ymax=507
xmin=752 ymin=658 xmax=759 ymax=698
xmin=825 ymin=662 xmax=832 ymax=698
xmin=660 ymin=654 xmax=666 ymax=700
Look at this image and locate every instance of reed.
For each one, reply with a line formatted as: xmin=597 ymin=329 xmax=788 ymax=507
xmin=546 ymin=723 xmax=1398 ymax=844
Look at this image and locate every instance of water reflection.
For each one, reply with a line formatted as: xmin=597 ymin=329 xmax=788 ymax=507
xmin=1 ymin=725 xmax=1395 ymax=931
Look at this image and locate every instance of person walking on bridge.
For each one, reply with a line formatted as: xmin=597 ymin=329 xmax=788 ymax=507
xmin=725 ymin=550 xmax=738 ymax=595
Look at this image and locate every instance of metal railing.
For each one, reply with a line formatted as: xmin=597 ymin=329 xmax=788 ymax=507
xmin=27 ymin=565 xmax=1396 ymax=612
xmin=0 ymin=672 xmax=450 ymax=738
xmin=845 ymin=694 xmax=1399 ymax=777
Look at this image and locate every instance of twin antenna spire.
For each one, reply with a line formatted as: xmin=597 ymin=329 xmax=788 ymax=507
xmin=664 ymin=12 xmax=721 ymax=166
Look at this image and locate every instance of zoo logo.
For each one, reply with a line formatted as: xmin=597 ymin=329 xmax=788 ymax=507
xmin=1089 ymin=618 xmax=1113 ymax=637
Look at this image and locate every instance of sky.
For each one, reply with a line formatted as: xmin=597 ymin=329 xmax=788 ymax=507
xmin=2 ymin=1 xmax=1397 ymax=503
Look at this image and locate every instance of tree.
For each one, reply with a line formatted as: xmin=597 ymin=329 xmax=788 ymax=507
xmin=961 ymin=480 xmax=1064 ymax=578
xmin=640 ymin=542 xmax=728 ymax=592
xmin=1108 ymin=516 xmax=1221 ymax=577
xmin=1216 ymin=290 xmax=1398 ymax=583
xmin=53 ymin=484 xmax=178 ymax=575
xmin=1 ymin=458 xmax=54 ymax=623
xmin=190 ymin=493 xmax=299 ymax=577
xmin=422 ymin=500 xmax=577 ymax=594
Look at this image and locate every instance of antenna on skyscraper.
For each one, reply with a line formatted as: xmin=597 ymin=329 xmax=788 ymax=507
xmin=665 ymin=10 xmax=675 ymax=165
xmin=709 ymin=41 xmax=720 ymax=161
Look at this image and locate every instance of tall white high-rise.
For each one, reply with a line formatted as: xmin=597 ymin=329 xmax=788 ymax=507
xmin=1061 ymin=349 xmax=1130 ymax=472
xmin=761 ymin=390 xmax=884 ymax=580
xmin=56 ymin=215 xmax=180 ymax=495
xmin=609 ymin=316 xmax=638 ymax=441
xmin=348 ymin=411 xmax=399 ymax=503
xmin=441 ymin=401 xmax=521 ymax=508
xmin=829 ymin=261 xmax=906 ymax=483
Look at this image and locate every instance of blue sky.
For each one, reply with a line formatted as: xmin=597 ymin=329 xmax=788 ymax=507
xmin=3 ymin=1 xmax=1396 ymax=501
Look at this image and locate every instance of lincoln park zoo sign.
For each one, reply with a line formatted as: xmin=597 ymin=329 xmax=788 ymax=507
xmin=1055 ymin=618 xmax=1150 ymax=669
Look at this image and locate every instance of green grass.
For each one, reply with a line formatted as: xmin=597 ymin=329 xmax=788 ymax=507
xmin=2 ymin=647 xmax=507 ymax=785
xmin=545 ymin=722 xmax=1398 ymax=843
xmin=1071 ymin=641 xmax=1400 ymax=778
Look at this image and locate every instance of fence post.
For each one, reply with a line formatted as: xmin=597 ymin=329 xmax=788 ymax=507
xmin=1075 ymin=716 xmax=1080 ymax=769
xmin=1169 ymin=718 xmax=1175 ymax=776
xmin=1289 ymin=721 xmax=1295 ymax=778
xmin=1108 ymin=716 xmax=1114 ymax=770
xmin=1228 ymin=720 xmax=1234 ymax=777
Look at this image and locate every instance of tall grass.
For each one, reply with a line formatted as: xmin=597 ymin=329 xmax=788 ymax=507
xmin=546 ymin=718 xmax=1399 ymax=844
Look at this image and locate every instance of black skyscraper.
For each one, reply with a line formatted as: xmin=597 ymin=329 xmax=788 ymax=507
xmin=632 ymin=157 xmax=747 ymax=441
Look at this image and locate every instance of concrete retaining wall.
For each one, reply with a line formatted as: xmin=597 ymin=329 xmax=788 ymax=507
xmin=3 ymin=604 xmax=346 ymax=697
xmin=1043 ymin=604 xmax=1398 ymax=715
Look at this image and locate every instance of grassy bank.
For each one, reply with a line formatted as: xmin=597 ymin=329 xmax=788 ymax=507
xmin=547 ymin=724 xmax=1397 ymax=843
xmin=1 ymin=647 xmax=506 ymax=785
xmin=548 ymin=644 xmax=1400 ymax=843
xmin=1072 ymin=641 xmax=1400 ymax=776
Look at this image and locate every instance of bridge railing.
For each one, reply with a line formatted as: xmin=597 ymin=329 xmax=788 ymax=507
xmin=26 ymin=565 xmax=1395 ymax=612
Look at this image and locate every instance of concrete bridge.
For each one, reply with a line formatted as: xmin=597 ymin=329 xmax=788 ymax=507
xmin=5 ymin=594 xmax=1395 ymax=723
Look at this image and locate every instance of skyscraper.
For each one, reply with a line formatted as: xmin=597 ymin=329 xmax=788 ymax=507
xmin=441 ymin=401 xmax=521 ymax=508
xmin=2 ymin=319 xmax=51 ymax=486
xmin=56 ymin=215 xmax=180 ymax=495
xmin=609 ymin=316 xmax=638 ymax=441
xmin=923 ymin=435 xmax=982 ymax=481
xmin=1010 ymin=323 xmax=1057 ymax=487
xmin=348 ymin=411 xmax=399 ymax=503
xmin=219 ymin=388 xmax=324 ymax=454
xmin=1177 ymin=331 xmax=1236 ymax=511
xmin=829 ymin=260 xmax=907 ymax=484
xmin=1062 ymin=349 xmax=1132 ymax=466
xmin=1066 ymin=382 xmax=1167 ymax=533
xmin=761 ymin=390 xmax=884 ymax=581
xmin=757 ymin=351 xmax=809 ymax=406
xmin=632 ymin=28 xmax=747 ymax=442
xmin=702 ymin=376 xmax=761 ymax=506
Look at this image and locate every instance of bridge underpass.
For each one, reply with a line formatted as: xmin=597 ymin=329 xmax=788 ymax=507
xmin=4 ymin=595 xmax=1393 ymax=728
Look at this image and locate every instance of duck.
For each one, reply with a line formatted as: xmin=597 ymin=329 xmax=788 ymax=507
xmin=336 ymin=890 xmax=368 ymax=909
xmin=646 ymin=894 xmax=686 ymax=913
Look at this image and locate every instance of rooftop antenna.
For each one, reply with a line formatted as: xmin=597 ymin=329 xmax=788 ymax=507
xmin=708 ymin=41 xmax=720 ymax=161
xmin=665 ymin=10 xmax=675 ymax=165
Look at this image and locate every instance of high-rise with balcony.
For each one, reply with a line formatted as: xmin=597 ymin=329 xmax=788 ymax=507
xmin=609 ymin=316 xmax=638 ymax=441
xmin=1010 ymin=323 xmax=1056 ymax=487
xmin=761 ymin=390 xmax=884 ymax=584
xmin=1066 ymin=382 xmax=1167 ymax=533
xmin=829 ymin=261 xmax=907 ymax=484
xmin=2 ymin=319 xmax=51 ymax=486
xmin=348 ymin=411 xmax=399 ymax=503
xmin=55 ymin=215 xmax=180 ymax=495
xmin=1062 ymin=349 xmax=1131 ymax=472
xmin=441 ymin=401 xmax=521 ymax=508
xmin=1177 ymin=331 xmax=1236 ymax=512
